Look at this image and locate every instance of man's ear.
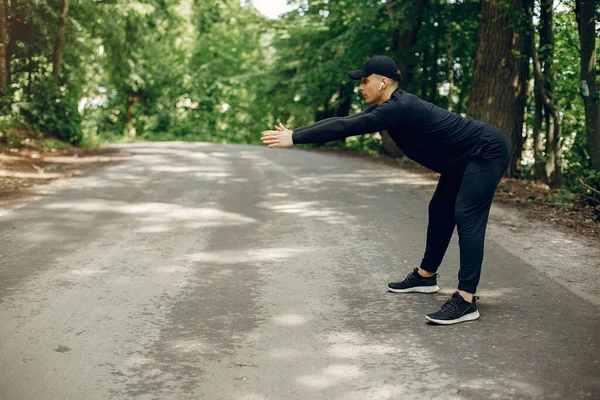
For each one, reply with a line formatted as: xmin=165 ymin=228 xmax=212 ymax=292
xmin=379 ymin=77 xmax=388 ymax=91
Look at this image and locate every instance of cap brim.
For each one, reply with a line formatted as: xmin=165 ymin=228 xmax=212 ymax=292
xmin=347 ymin=69 xmax=370 ymax=80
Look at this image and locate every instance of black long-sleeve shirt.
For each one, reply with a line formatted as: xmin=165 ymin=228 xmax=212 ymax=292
xmin=292 ymin=88 xmax=486 ymax=174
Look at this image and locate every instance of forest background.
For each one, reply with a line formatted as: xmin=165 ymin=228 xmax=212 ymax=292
xmin=0 ymin=0 xmax=599 ymax=221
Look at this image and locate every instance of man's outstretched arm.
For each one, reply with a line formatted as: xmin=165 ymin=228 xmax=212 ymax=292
xmin=291 ymin=110 xmax=372 ymax=135
xmin=261 ymin=112 xmax=387 ymax=148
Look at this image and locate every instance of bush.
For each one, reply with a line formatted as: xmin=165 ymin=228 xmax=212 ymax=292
xmin=18 ymin=79 xmax=83 ymax=145
xmin=549 ymin=188 xmax=577 ymax=207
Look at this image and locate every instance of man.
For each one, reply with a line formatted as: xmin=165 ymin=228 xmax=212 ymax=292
xmin=260 ymin=55 xmax=510 ymax=325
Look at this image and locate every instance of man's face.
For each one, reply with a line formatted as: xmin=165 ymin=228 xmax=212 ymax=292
xmin=358 ymin=74 xmax=385 ymax=104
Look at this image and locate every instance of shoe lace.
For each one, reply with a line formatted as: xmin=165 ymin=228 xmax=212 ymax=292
xmin=405 ymin=270 xmax=438 ymax=282
xmin=440 ymin=297 xmax=464 ymax=316
xmin=404 ymin=271 xmax=417 ymax=281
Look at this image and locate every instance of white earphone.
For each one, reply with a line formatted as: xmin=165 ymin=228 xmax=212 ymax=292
xmin=378 ymin=82 xmax=385 ymax=91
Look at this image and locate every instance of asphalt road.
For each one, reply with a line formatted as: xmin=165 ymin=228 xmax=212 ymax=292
xmin=1 ymin=142 xmax=599 ymax=400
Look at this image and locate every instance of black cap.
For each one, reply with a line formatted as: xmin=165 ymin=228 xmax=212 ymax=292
xmin=348 ymin=56 xmax=400 ymax=81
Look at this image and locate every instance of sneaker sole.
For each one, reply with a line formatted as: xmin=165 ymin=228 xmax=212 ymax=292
xmin=425 ymin=310 xmax=480 ymax=325
xmin=387 ymin=285 xmax=440 ymax=294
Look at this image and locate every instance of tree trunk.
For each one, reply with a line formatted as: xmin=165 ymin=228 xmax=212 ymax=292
xmin=387 ymin=0 xmax=428 ymax=91
xmin=455 ymin=88 xmax=463 ymax=115
xmin=539 ymin=0 xmax=562 ymax=187
xmin=446 ymin=0 xmax=454 ymax=112
xmin=430 ymin=30 xmax=440 ymax=104
xmin=5 ymin=16 xmax=14 ymax=87
xmin=315 ymin=83 xmax=353 ymax=121
xmin=6 ymin=0 xmax=24 ymax=88
xmin=575 ymin=0 xmax=600 ymax=170
xmin=334 ymin=83 xmax=354 ymax=118
xmin=126 ymin=94 xmax=138 ymax=137
xmin=26 ymin=54 xmax=33 ymax=99
xmin=528 ymin=3 xmax=563 ymax=188
xmin=52 ymin=0 xmax=69 ymax=80
xmin=545 ymin=114 xmax=563 ymax=188
xmin=420 ymin=44 xmax=429 ymax=99
xmin=532 ymin=79 xmax=546 ymax=181
xmin=466 ymin=0 xmax=530 ymax=178
xmin=0 ymin=0 xmax=7 ymax=94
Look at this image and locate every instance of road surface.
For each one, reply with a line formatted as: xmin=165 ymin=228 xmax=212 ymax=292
xmin=1 ymin=142 xmax=599 ymax=399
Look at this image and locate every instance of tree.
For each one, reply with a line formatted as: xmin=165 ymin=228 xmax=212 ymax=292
xmin=99 ymin=1 xmax=181 ymax=137
xmin=445 ymin=0 xmax=454 ymax=112
xmin=575 ymin=0 xmax=600 ymax=170
xmin=0 ymin=0 xmax=7 ymax=94
xmin=467 ymin=0 xmax=530 ymax=177
xmin=529 ymin=0 xmax=563 ymax=187
xmin=528 ymin=1 xmax=563 ymax=187
xmin=52 ymin=0 xmax=69 ymax=80
xmin=387 ymin=0 xmax=428 ymax=92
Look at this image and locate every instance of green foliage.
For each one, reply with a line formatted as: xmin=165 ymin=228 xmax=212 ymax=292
xmin=338 ymin=134 xmax=383 ymax=155
xmin=308 ymin=133 xmax=383 ymax=155
xmin=1 ymin=131 xmax=27 ymax=149
xmin=264 ymin=0 xmax=393 ymax=122
xmin=549 ymin=188 xmax=577 ymax=207
xmin=44 ymin=139 xmax=72 ymax=150
xmin=18 ymin=78 xmax=83 ymax=144
xmin=522 ymin=8 xmax=596 ymax=195
xmin=411 ymin=0 xmax=480 ymax=110
xmin=0 ymin=0 xmax=596 ymax=197
xmin=564 ymin=161 xmax=600 ymax=206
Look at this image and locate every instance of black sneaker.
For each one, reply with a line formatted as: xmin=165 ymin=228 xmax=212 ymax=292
xmin=425 ymin=292 xmax=480 ymax=325
xmin=387 ymin=268 xmax=440 ymax=293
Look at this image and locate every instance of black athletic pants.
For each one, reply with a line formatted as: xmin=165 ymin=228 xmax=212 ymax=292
xmin=419 ymin=125 xmax=511 ymax=294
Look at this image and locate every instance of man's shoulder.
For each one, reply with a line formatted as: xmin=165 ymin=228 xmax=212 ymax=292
xmin=393 ymin=90 xmax=425 ymax=104
xmin=379 ymin=89 xmax=409 ymax=107
xmin=368 ymin=91 xmax=409 ymax=122
xmin=364 ymin=89 xmax=416 ymax=115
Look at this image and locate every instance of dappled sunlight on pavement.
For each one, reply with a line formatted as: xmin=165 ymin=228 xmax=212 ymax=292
xmin=259 ymin=200 xmax=358 ymax=225
xmin=272 ymin=313 xmax=310 ymax=327
xmin=458 ymin=377 xmax=544 ymax=398
xmin=294 ymin=170 xmax=437 ymax=188
xmin=1 ymin=143 xmax=598 ymax=399
xmin=183 ymin=247 xmax=314 ymax=265
xmin=42 ymin=200 xmax=257 ymax=231
xmin=296 ymin=363 xmax=362 ymax=389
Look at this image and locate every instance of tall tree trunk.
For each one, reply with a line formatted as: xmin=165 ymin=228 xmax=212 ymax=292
xmin=420 ymin=44 xmax=430 ymax=99
xmin=27 ymin=54 xmax=33 ymax=98
xmin=5 ymin=18 xmax=14 ymax=87
xmin=126 ymin=94 xmax=138 ymax=137
xmin=6 ymin=0 xmax=23 ymax=88
xmin=384 ymin=0 xmax=426 ymax=158
xmin=455 ymin=88 xmax=464 ymax=115
xmin=539 ymin=0 xmax=562 ymax=187
xmin=532 ymin=79 xmax=546 ymax=181
xmin=446 ymin=0 xmax=454 ymax=112
xmin=575 ymin=0 xmax=600 ymax=170
xmin=52 ymin=0 xmax=69 ymax=80
xmin=315 ymin=83 xmax=354 ymax=121
xmin=430 ymin=30 xmax=440 ymax=104
xmin=0 ymin=0 xmax=7 ymax=94
xmin=387 ymin=0 xmax=428 ymax=90
xmin=466 ymin=0 xmax=530 ymax=178
xmin=334 ymin=83 xmax=354 ymax=118
xmin=528 ymin=3 xmax=563 ymax=187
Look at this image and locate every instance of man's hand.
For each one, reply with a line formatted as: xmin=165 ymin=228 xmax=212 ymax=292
xmin=261 ymin=123 xmax=294 ymax=148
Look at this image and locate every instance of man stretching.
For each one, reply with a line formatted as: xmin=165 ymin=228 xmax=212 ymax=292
xmin=260 ymin=56 xmax=510 ymax=325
